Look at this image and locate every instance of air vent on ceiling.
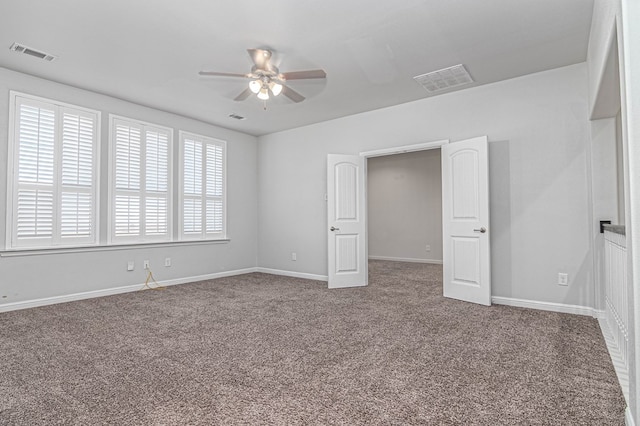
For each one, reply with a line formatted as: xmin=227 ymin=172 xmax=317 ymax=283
xmin=9 ymin=43 xmax=57 ymax=62
xmin=414 ymin=64 xmax=473 ymax=93
xmin=228 ymin=113 xmax=246 ymax=120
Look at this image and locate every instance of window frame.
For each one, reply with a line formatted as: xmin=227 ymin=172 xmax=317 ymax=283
xmin=178 ymin=131 xmax=227 ymax=241
xmin=107 ymin=114 xmax=174 ymax=245
xmin=5 ymin=91 xmax=101 ymax=250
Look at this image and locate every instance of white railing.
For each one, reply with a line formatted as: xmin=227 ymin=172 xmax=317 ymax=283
xmin=603 ymin=229 xmax=628 ymax=399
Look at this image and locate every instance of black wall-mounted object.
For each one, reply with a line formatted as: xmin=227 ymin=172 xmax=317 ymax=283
xmin=600 ymin=220 xmax=612 ymax=233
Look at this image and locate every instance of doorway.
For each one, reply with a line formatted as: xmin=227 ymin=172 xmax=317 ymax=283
xmin=327 ymin=137 xmax=491 ymax=305
xmin=366 ymin=149 xmax=443 ymax=266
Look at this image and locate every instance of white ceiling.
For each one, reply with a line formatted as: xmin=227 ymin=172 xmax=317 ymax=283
xmin=0 ymin=0 xmax=594 ymax=136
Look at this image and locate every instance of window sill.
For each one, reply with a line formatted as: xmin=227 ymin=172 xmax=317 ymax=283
xmin=0 ymin=239 xmax=231 ymax=257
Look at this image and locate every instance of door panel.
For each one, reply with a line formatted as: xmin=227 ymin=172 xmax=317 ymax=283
xmin=327 ymin=154 xmax=367 ymax=288
xmin=442 ymin=136 xmax=491 ymax=305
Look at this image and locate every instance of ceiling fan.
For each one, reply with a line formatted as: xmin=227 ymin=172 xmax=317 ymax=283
xmin=199 ymin=48 xmax=326 ymax=104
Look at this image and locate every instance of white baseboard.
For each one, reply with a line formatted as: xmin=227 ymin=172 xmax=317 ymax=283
xmin=626 ymin=407 xmax=636 ymax=426
xmin=256 ymin=267 xmax=328 ymax=281
xmin=0 ymin=267 xmax=259 ymax=313
xmin=492 ymin=296 xmax=598 ymax=317
xmin=368 ymin=256 xmax=443 ymax=264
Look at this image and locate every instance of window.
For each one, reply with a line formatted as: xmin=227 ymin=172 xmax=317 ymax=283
xmin=5 ymin=94 xmax=228 ymax=251
xmin=109 ymin=116 xmax=172 ymax=243
xmin=179 ymin=131 xmax=226 ymax=240
xmin=6 ymin=92 xmax=100 ymax=249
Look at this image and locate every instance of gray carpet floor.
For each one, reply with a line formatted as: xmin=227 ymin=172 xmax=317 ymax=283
xmin=0 ymin=260 xmax=626 ymax=425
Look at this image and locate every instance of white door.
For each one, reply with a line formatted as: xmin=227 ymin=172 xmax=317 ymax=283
xmin=327 ymin=154 xmax=367 ymax=289
xmin=441 ymin=136 xmax=491 ymax=305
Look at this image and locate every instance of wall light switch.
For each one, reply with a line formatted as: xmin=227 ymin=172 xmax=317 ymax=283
xmin=127 ymin=261 xmax=134 ymax=271
xmin=164 ymin=258 xmax=171 ymax=267
xmin=291 ymin=252 xmax=297 ymax=261
xmin=426 ymin=245 xmax=431 ymax=252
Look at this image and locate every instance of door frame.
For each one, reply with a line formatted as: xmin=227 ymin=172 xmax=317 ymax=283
xmin=359 ymin=139 xmax=449 ymax=284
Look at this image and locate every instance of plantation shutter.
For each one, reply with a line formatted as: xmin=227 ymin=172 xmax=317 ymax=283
xmin=205 ymin=143 xmax=224 ymax=234
xmin=145 ymin=129 xmax=169 ymax=236
xmin=113 ymin=120 xmax=141 ymax=238
xmin=180 ymin=132 xmax=226 ymax=240
xmin=110 ymin=117 xmax=172 ymax=243
xmin=60 ymin=108 xmax=96 ymax=241
xmin=182 ymin=138 xmax=202 ymax=235
xmin=9 ymin=94 xmax=98 ymax=249
xmin=15 ymin=101 xmax=55 ymax=246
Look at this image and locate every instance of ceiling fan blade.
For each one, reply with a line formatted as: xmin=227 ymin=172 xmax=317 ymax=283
xmin=199 ymin=71 xmax=250 ymax=78
xmin=247 ymin=48 xmax=272 ymax=71
xmin=281 ymin=85 xmax=305 ymax=103
xmin=234 ymin=88 xmax=253 ymax=101
xmin=280 ymin=69 xmax=327 ymax=80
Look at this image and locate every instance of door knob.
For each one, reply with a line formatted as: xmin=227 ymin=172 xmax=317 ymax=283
xmin=473 ymin=227 xmax=487 ymax=233
xmin=330 ymin=226 xmax=340 ymax=231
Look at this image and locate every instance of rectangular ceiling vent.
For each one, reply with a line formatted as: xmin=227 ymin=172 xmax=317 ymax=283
xmin=9 ymin=43 xmax=57 ymax=62
xmin=228 ymin=113 xmax=246 ymax=120
xmin=414 ymin=64 xmax=473 ymax=93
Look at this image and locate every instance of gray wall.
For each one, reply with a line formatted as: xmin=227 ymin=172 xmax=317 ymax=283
xmin=258 ymin=63 xmax=594 ymax=308
xmin=367 ymin=150 xmax=442 ymax=263
xmin=0 ymin=63 xmax=597 ymax=312
xmin=0 ymin=67 xmax=258 ymax=305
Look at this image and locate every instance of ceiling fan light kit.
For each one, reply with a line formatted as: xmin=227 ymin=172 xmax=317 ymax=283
xmin=257 ymin=87 xmax=270 ymax=100
xmin=249 ymin=80 xmax=261 ymax=94
xmin=269 ymin=81 xmax=283 ymax=96
xmin=199 ymin=48 xmax=326 ymax=106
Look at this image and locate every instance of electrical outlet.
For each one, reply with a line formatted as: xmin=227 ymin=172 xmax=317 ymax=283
xmin=164 ymin=258 xmax=171 ymax=267
xmin=426 ymin=245 xmax=431 ymax=252
xmin=127 ymin=261 xmax=134 ymax=271
xmin=291 ymin=252 xmax=297 ymax=261
xmin=144 ymin=260 xmax=150 ymax=270
xmin=558 ymin=273 xmax=568 ymax=286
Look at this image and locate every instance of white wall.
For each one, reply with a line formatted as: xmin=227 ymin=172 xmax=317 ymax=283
xmin=367 ymin=150 xmax=442 ymax=263
xmin=588 ymin=0 xmax=639 ymax=421
xmin=258 ymin=63 xmax=593 ymax=308
xmin=620 ymin=0 xmax=640 ymax=422
xmin=588 ymin=0 xmax=619 ymax=115
xmin=590 ymin=117 xmax=619 ymax=311
xmin=0 ymin=67 xmax=259 ymax=307
xmin=616 ymin=112 xmax=625 ymax=224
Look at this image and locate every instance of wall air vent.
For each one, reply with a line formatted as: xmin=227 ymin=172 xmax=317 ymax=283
xmin=413 ymin=64 xmax=473 ymax=93
xmin=228 ymin=113 xmax=246 ymax=120
xmin=9 ymin=43 xmax=57 ymax=62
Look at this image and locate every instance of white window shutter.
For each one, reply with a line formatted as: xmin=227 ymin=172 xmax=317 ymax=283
xmin=180 ymin=132 xmax=225 ymax=240
xmin=60 ymin=109 xmax=96 ymax=241
xmin=115 ymin=123 xmax=141 ymax=192
xmin=113 ymin=120 xmax=141 ymax=239
xmin=183 ymin=139 xmax=202 ymax=196
xmin=115 ymin=195 xmax=141 ymax=236
xmin=16 ymin=189 xmax=54 ymax=239
xmin=145 ymin=130 xmax=169 ymax=236
xmin=15 ymin=103 xmax=56 ymax=244
xmin=110 ymin=116 xmax=172 ymax=243
xmin=8 ymin=93 xmax=98 ymax=249
xmin=205 ymin=143 xmax=224 ymax=233
xmin=18 ymin=104 xmax=55 ymax=185
xmin=60 ymin=192 xmax=92 ymax=237
xmin=183 ymin=198 xmax=202 ymax=234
